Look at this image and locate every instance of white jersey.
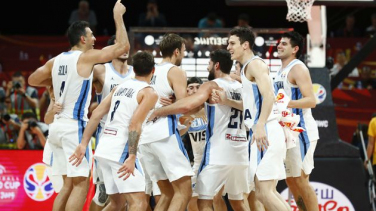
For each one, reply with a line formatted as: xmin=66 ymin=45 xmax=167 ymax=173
xmin=52 ymin=51 xmax=92 ymax=121
xmin=240 ymin=56 xmax=277 ymax=130
xmin=273 ymin=59 xmax=319 ymax=143
xmin=200 ymin=78 xmax=248 ymax=167
xmin=94 ymin=79 xmax=151 ymax=163
xmin=188 ymin=117 xmax=207 ymax=166
xmin=97 ymin=63 xmax=135 ymax=127
xmin=140 ymin=62 xmax=178 ymax=144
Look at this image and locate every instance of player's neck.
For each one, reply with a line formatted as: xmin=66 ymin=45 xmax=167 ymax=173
xmin=281 ymin=57 xmax=296 ymax=69
xmin=240 ymin=51 xmax=255 ymax=65
xmin=112 ymin=60 xmax=129 ymax=75
xmin=161 ymin=57 xmax=176 ymax=65
xmin=134 ymin=75 xmax=150 ymax=83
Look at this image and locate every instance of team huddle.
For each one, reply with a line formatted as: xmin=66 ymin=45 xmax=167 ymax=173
xmin=29 ymin=1 xmax=319 ymax=211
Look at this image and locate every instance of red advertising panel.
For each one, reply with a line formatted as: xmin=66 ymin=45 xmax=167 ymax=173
xmin=0 ymin=150 xmax=57 ymax=211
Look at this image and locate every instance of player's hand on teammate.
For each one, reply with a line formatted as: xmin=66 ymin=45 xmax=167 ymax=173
xmin=113 ymin=0 xmax=126 ymax=17
xmin=53 ymin=102 xmax=63 ymax=114
xmin=159 ymin=95 xmax=175 ymax=106
xmin=69 ymin=143 xmax=87 ymax=167
xmin=251 ymin=123 xmax=269 ymax=151
xmin=211 ymin=88 xmax=226 ymax=105
xmin=118 ymin=156 xmax=135 ymax=180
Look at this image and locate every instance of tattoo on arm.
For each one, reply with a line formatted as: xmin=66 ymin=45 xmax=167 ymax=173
xmin=128 ymin=130 xmax=140 ymax=155
xmin=296 ymin=196 xmax=307 ymax=211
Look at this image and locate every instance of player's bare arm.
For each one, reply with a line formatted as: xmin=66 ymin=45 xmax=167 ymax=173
xmin=153 ymin=81 xmax=217 ymax=117
xmin=77 ymin=0 xmax=129 ymax=78
xmin=69 ymin=88 xmax=116 ymax=166
xmin=28 ymin=58 xmax=54 ymax=87
xmin=168 ymin=66 xmax=188 ymax=100
xmin=287 ymin=64 xmax=316 ymax=109
xmin=118 ymin=87 xmax=158 ymax=180
xmin=92 ymin=64 xmax=106 ymax=93
xmin=248 ymin=60 xmax=274 ymax=150
xmin=212 ymin=88 xmax=243 ymax=111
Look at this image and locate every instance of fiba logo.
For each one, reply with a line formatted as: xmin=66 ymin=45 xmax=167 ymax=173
xmin=281 ymin=181 xmax=355 ymax=211
xmin=312 ymin=83 xmax=326 ymax=104
xmin=23 ymin=163 xmax=54 ymax=201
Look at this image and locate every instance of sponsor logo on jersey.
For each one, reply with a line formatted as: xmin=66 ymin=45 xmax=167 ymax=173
xmin=312 ymin=83 xmax=326 ymax=104
xmin=225 ymin=134 xmax=247 ymax=142
xmin=23 ymin=163 xmax=54 ymax=201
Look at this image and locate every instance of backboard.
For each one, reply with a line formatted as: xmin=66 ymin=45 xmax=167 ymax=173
xmin=226 ymin=0 xmax=376 ymax=6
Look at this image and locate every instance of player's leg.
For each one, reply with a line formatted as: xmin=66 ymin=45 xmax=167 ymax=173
xmin=255 ymin=177 xmax=288 ymax=211
xmin=52 ymin=175 xmax=72 ymax=211
xmin=90 ymin=183 xmax=108 ymax=211
xmin=103 ymin=193 xmax=126 ymax=211
xmin=213 ymin=186 xmax=227 ymax=211
xmin=155 ymin=180 xmax=174 ymax=211
xmin=226 ymin=165 xmax=250 ymax=211
xmin=247 ymin=191 xmax=265 ymax=211
xmin=124 ymin=192 xmax=148 ymax=211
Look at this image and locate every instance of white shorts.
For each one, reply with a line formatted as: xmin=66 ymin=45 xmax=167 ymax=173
xmin=138 ymin=134 xmax=194 ymax=183
xmin=143 ymin=164 xmax=161 ymax=196
xmin=285 ymin=140 xmax=318 ymax=177
xmin=42 ymin=140 xmax=63 ymax=193
xmin=249 ymin=120 xmax=286 ymax=185
xmin=192 ymin=159 xmax=201 ymax=197
xmin=48 ymin=118 xmax=92 ymax=177
xmin=96 ymin=157 xmax=145 ymax=195
xmin=196 ymin=164 xmax=249 ymax=200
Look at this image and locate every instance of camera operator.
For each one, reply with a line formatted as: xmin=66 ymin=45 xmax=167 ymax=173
xmin=16 ymin=112 xmax=48 ymax=150
xmin=5 ymin=71 xmax=39 ymax=119
xmin=0 ymin=112 xmax=21 ymax=146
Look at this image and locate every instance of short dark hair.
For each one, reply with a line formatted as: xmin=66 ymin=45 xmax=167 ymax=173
xmin=187 ymin=77 xmax=203 ymax=86
xmin=281 ymin=31 xmax=304 ymax=59
xmin=132 ymin=51 xmax=155 ymax=76
xmin=67 ymin=21 xmax=90 ymax=48
xmin=207 ymin=13 xmax=217 ymax=21
xmin=229 ymin=27 xmax=255 ymax=49
xmin=210 ymin=49 xmax=233 ymax=74
xmin=159 ymin=33 xmax=185 ymax=58
xmin=107 ymin=35 xmax=116 ymax=46
xmin=12 ymin=71 xmax=24 ymax=78
xmin=22 ymin=112 xmax=37 ymax=121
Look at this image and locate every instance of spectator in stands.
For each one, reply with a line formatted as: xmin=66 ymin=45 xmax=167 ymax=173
xmin=198 ymin=12 xmax=223 ymax=29
xmin=0 ymin=87 xmax=6 ymax=114
xmin=329 ymin=51 xmax=359 ymax=79
xmin=16 ymin=112 xmax=48 ymax=150
xmin=365 ymin=13 xmax=376 ymax=37
xmin=5 ymin=71 xmax=39 ymax=119
xmin=0 ymin=113 xmax=21 ymax=146
xmin=335 ymin=14 xmax=362 ymax=37
xmin=138 ymin=0 xmax=167 ymax=27
xmin=359 ymin=66 xmax=376 ymax=89
xmin=365 ymin=113 xmax=376 ymax=172
xmin=237 ymin=13 xmax=252 ymax=29
xmin=68 ymin=0 xmax=97 ymax=34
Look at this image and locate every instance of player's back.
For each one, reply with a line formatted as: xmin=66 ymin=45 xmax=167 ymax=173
xmin=98 ymin=63 xmax=135 ymax=127
xmin=141 ymin=62 xmax=178 ymax=144
xmin=202 ymin=78 xmax=248 ymax=166
xmin=95 ymin=79 xmax=151 ymax=163
xmin=52 ymin=51 xmax=93 ymax=121
xmin=240 ymin=56 xmax=277 ymax=130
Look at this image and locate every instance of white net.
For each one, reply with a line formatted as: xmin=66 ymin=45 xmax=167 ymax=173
xmin=286 ymin=0 xmax=315 ymax=22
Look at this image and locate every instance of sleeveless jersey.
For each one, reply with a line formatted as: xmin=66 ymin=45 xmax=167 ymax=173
xmin=140 ymin=62 xmax=178 ymax=144
xmin=97 ymin=63 xmax=134 ymax=127
xmin=273 ymin=59 xmax=319 ymax=143
xmin=188 ymin=117 xmax=207 ymax=166
xmin=240 ymin=56 xmax=277 ymax=130
xmin=52 ymin=51 xmax=92 ymax=121
xmin=200 ymin=78 xmax=248 ymax=167
xmin=94 ymin=79 xmax=151 ymax=163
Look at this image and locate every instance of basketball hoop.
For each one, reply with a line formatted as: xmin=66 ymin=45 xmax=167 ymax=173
xmin=286 ymin=0 xmax=315 ymax=22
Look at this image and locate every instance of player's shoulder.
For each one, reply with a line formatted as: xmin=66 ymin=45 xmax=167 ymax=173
xmin=140 ymin=86 xmax=158 ymax=98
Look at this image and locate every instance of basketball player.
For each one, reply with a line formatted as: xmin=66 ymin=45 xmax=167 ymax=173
xmin=69 ymin=51 xmax=158 ymax=211
xmin=28 ymin=1 xmax=129 ymax=210
xmin=137 ymin=33 xmax=194 ymax=211
xmin=274 ymin=31 xmax=319 ymax=211
xmin=90 ymin=34 xmax=135 ymax=211
xmin=149 ymin=49 xmax=250 ymax=211
xmin=227 ymin=26 xmax=290 ymax=211
xmin=182 ymin=77 xmax=227 ymax=211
